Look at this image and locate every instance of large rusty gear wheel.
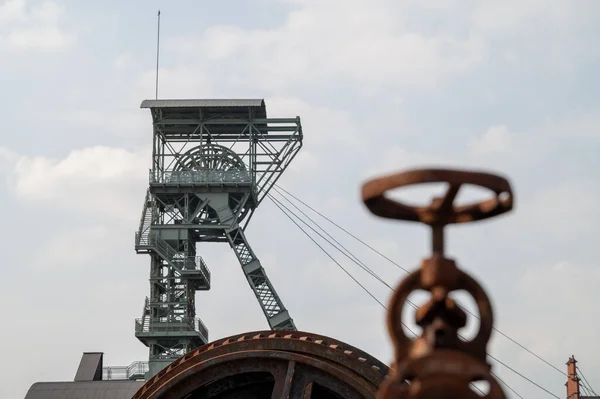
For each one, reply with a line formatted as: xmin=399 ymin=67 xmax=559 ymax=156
xmin=133 ymin=330 xmax=390 ymax=399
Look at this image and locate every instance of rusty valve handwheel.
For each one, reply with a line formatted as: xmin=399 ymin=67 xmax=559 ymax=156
xmin=362 ymin=168 xmax=512 ymax=399
xmin=361 ymin=168 xmax=513 ymax=226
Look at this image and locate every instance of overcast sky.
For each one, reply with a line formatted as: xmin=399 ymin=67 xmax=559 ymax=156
xmin=1 ymin=0 xmax=600 ymax=398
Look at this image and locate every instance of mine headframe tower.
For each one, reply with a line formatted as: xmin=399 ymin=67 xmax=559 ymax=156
xmin=133 ymin=99 xmax=303 ymax=378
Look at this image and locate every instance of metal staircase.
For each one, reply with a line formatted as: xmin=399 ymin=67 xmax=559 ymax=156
xmin=227 ymin=227 xmax=295 ymax=330
xmin=134 ymin=193 xmax=211 ymax=289
xmin=148 ymin=233 xmax=211 ymax=288
xmin=134 ymin=191 xmax=211 ymax=377
xmin=135 ymin=189 xmax=153 ymax=252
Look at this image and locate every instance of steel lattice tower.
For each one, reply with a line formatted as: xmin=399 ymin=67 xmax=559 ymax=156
xmin=133 ymin=99 xmax=303 ymax=378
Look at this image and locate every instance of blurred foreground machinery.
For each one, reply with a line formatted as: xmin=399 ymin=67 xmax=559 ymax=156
xmin=363 ymin=168 xmax=513 ymax=398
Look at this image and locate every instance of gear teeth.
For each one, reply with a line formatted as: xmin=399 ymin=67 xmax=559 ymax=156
xmin=133 ymin=330 xmax=388 ymax=399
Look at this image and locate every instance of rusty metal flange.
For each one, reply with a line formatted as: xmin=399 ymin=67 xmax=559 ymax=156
xmin=133 ymin=330 xmax=390 ymax=399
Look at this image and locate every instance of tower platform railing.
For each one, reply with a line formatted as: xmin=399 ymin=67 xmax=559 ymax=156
xmin=178 ymin=256 xmax=211 ymax=283
xmin=135 ymin=317 xmax=209 ymax=343
xmin=149 ymin=169 xmax=252 ymax=185
xmin=102 ymin=361 xmax=149 ymax=381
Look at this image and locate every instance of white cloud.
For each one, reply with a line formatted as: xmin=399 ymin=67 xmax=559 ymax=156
xmin=0 ymin=0 xmax=73 ymax=51
xmin=1 ymin=146 xmax=149 ymax=220
xmin=551 ymin=107 xmax=600 ymax=140
xmin=48 ymin=108 xmax=149 ymax=139
xmin=266 ymin=96 xmax=367 ymax=151
xmin=468 ymin=125 xmax=512 ymax=156
xmin=168 ymin=0 xmax=486 ymax=94
xmin=7 ymin=25 xmax=72 ymax=49
xmin=287 ymin=150 xmax=319 ymax=174
xmin=153 ymin=0 xmax=599 ymax=100
xmin=29 ymin=0 xmax=62 ymax=23
xmin=113 ymin=53 xmax=133 ymax=70
xmin=362 ymin=145 xmax=450 ymax=179
xmin=0 ymin=0 xmax=26 ymax=22
xmin=513 ymin=178 xmax=600 ymax=237
xmin=473 ymin=1 xmax=600 ymax=72
xmin=0 ymin=146 xmax=19 ymax=168
xmin=136 ymin=67 xmax=214 ymax=99
xmin=472 ymin=1 xmax=569 ymax=34
xmin=30 ymin=225 xmax=112 ymax=272
xmin=513 ymin=261 xmax=600 ymax=367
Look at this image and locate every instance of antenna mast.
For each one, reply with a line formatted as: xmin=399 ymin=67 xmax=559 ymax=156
xmin=155 ymin=10 xmax=161 ymax=99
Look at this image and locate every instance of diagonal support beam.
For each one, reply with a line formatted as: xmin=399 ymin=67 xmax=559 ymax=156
xmin=205 ymin=193 xmax=296 ymax=330
xmin=227 ymin=227 xmax=296 ymax=330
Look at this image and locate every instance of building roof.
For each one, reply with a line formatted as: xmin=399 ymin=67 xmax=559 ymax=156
xmin=140 ymin=99 xmax=268 ymax=121
xmin=24 ymin=381 xmax=144 ymax=399
xmin=140 ymin=99 xmax=265 ymax=108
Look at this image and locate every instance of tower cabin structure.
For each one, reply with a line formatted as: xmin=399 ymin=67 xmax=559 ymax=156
xmin=133 ymin=99 xmax=303 ymax=378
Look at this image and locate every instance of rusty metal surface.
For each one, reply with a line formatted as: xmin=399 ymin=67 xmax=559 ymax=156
xmin=362 ymin=168 xmax=513 ymax=226
xmin=133 ymin=330 xmax=389 ymax=399
xmin=362 ymin=168 xmax=512 ymax=399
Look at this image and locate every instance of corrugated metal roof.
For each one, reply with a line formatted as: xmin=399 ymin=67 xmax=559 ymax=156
xmin=24 ymin=381 xmax=144 ymax=399
xmin=140 ymin=99 xmax=264 ymax=108
xmin=74 ymin=352 xmax=103 ymax=381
